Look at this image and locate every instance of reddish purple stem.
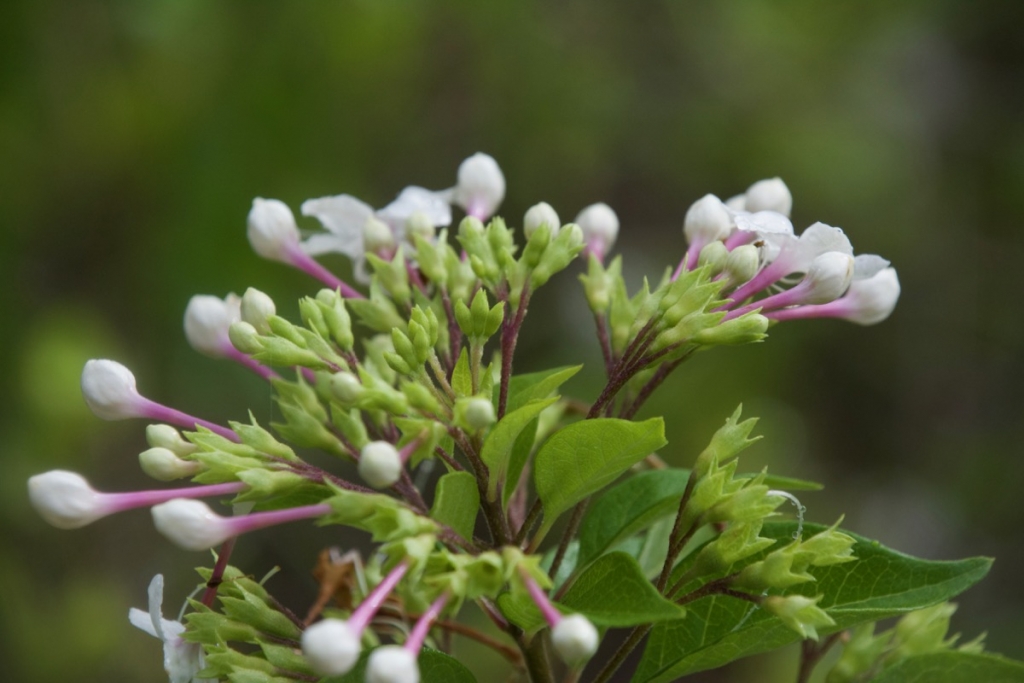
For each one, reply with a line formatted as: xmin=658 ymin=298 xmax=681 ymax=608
xmin=138 ymin=398 xmax=239 ymax=442
xmin=104 ymin=481 xmax=246 ymax=514
xmin=286 ymin=247 xmax=364 ymax=299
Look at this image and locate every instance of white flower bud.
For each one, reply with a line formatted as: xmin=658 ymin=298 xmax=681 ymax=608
xmin=551 ymin=614 xmax=599 ymax=665
xmin=725 ymin=194 xmax=747 ymax=212
xmin=184 ymin=294 xmax=241 ymax=358
xmin=329 ymin=372 xmax=365 ymax=405
xmin=139 ymin=447 xmax=202 ymax=482
xmin=302 ymin=618 xmax=362 ymax=676
xmin=723 ymin=244 xmax=760 ymax=286
xmin=81 ymin=359 xmax=143 ymax=420
xmin=358 ymin=441 xmax=403 ymax=489
xmin=683 ymin=194 xmax=731 ymax=245
xmin=151 ymin=499 xmax=232 ymax=551
xmin=228 ymin=321 xmax=263 ymax=355
xmin=146 ymin=424 xmax=197 ymax=456
xmin=28 ymin=470 xmax=106 ymax=529
xmin=247 ymin=198 xmax=302 ymax=263
xmin=839 ymin=267 xmax=900 ymax=325
xmin=454 ymin=152 xmax=506 ymax=220
xmin=405 ymin=210 xmax=436 ymax=242
xmin=801 ymin=251 xmax=855 ymax=304
xmin=744 ymin=177 xmax=792 ymax=216
xmin=241 ymin=287 xmax=276 ymax=334
xmin=363 ymin=216 xmax=396 ymax=255
xmin=366 ymin=645 xmax=420 ymax=683
xmin=574 ymin=203 xmax=619 ymax=254
xmin=458 ymin=397 xmax=496 ymax=432
xmin=523 ymin=202 xmax=561 ymax=239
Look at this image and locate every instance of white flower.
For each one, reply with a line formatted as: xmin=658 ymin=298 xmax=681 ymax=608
xmin=358 ymin=441 xmax=403 ymax=489
xmin=574 ymin=203 xmax=619 ymax=257
xmin=301 ymin=186 xmax=451 ymax=282
xmin=800 ymin=251 xmax=855 ymax=304
xmin=759 ymin=221 xmax=853 ymax=273
xmin=247 ymin=198 xmax=302 ymax=263
xmin=523 ymin=202 xmax=561 ymax=239
xmin=838 ymin=266 xmax=901 ymax=325
xmin=450 ymin=152 xmax=506 ymax=220
xmin=302 ymin=618 xmax=362 ymax=676
xmin=28 ymin=470 xmax=106 ymax=529
xmin=183 ymin=294 xmax=241 ymax=358
xmin=152 ymin=499 xmax=233 ymax=551
xmin=551 ymin=614 xmax=599 ymax=665
xmin=684 ymin=194 xmax=732 ymax=246
xmin=129 ymin=574 xmax=213 ymax=683
xmin=743 ymin=177 xmax=793 ymax=216
xmin=366 ymin=645 xmax=420 ymax=683
xmin=81 ymin=359 xmax=144 ymax=420
xmin=139 ymin=447 xmax=202 ymax=482
xmin=239 ymin=287 xmax=276 ymax=334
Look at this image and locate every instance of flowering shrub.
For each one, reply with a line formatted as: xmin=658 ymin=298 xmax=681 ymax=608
xmin=28 ymin=154 xmax=1022 ymax=683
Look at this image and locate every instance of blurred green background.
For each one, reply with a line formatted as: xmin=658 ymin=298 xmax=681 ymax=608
xmin=2 ymin=1 xmax=1022 ymax=681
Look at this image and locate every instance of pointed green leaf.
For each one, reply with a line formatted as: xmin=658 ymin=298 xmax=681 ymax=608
xmin=431 ymin=471 xmax=479 ymax=541
xmin=870 ymin=652 xmax=1024 ymax=683
xmin=502 ymin=415 xmax=539 ymax=508
xmin=504 ymin=365 xmax=582 ymax=413
xmin=452 ymin=348 xmax=473 ymax=397
xmin=534 ymin=418 xmax=667 ymax=537
xmin=481 ymin=397 xmax=558 ymax=500
xmin=632 ymin=522 xmax=993 ymax=683
xmin=561 ymin=552 xmax=686 ymax=627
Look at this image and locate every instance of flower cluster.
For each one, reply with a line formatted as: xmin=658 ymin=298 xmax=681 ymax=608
xmin=28 ymin=155 xmax=913 ymax=683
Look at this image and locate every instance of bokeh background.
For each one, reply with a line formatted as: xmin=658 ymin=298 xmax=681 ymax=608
xmin=2 ymin=1 xmax=1022 ymax=681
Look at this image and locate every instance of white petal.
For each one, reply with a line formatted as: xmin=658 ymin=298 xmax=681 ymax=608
xmin=853 ymin=254 xmax=891 ymax=279
xmin=301 ymin=195 xmax=374 ymax=257
xmin=790 ymin=222 xmax=853 ymax=272
xmin=129 ymin=607 xmax=159 ymax=638
xmin=301 ymin=233 xmax=361 ymax=258
xmin=163 ymin=635 xmax=206 ymax=683
xmin=147 ymin=573 xmax=167 ymax=640
xmin=734 ymin=210 xmax=794 ymax=236
xmin=377 ymin=186 xmax=452 ymax=233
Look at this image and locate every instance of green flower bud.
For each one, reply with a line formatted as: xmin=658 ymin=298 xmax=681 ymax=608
xmin=406 ymin=210 xmax=436 ymax=242
xmin=734 ymin=545 xmax=814 ymax=591
xmin=241 ymin=287 xmax=276 ymax=334
xmin=363 ymin=216 xmax=396 ymax=254
xmin=521 ymin=221 xmax=552 ymax=269
xmin=723 ymin=244 xmax=760 ymax=287
xmin=145 ymin=424 xmax=197 ymax=456
xmin=402 ymin=381 xmax=443 ymax=416
xmin=299 ymin=296 xmax=330 ymax=339
xmin=698 ymin=240 xmax=729 ymax=275
xmin=523 ymin=202 xmax=561 ymax=239
xmin=268 ymin=315 xmax=308 ymax=347
xmin=329 ymin=372 xmax=364 ymax=405
xmin=691 ymin=520 xmax=776 ymax=575
xmin=229 ymin=321 xmax=263 ymax=355
xmin=315 ymin=289 xmax=354 ymax=350
xmin=330 ymin=406 xmax=369 ymax=450
xmin=579 ymin=255 xmax=622 ymax=314
xmin=763 ymin=595 xmax=834 ymax=640
xmin=413 ymin=233 xmax=448 ymax=284
xmin=366 ymin=248 xmax=411 ymax=305
xmin=358 ymin=441 xmax=403 ymax=489
xmin=893 ymin=602 xmax=958 ymax=658
xmin=692 ymin=406 xmax=760 ymax=478
xmin=454 ymin=397 xmax=496 ymax=432
xmin=692 ymin=312 xmax=769 ymax=346
xmin=530 ymin=223 xmax=585 ymax=290
xmin=458 ymin=216 xmax=500 ymax=283
xmin=139 ymin=447 xmax=202 ymax=481
xmin=792 ymin=519 xmax=856 ymax=567
xmin=704 ymin=482 xmax=786 ymax=525
xmin=827 ymin=624 xmax=890 ymax=683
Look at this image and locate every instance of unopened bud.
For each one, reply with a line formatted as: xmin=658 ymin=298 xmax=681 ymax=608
xmin=801 ymin=251 xmax=855 ymax=304
xmin=329 ymin=372 xmax=365 ymax=405
xmin=763 ymin=594 xmax=834 ymax=640
xmin=364 ymin=216 xmax=396 ymax=255
xmin=692 ymin=313 xmax=768 ymax=346
xmin=247 ymin=198 xmax=301 ymax=263
xmin=455 ymin=397 xmax=496 ymax=432
xmin=838 ymin=267 xmax=900 ymax=325
xmin=723 ymin=244 xmax=760 ymax=286
xmin=405 ymin=210 xmax=436 ymax=242
xmin=575 ymin=203 xmax=619 ymax=256
xmin=145 ymin=424 xmax=197 ymax=456
xmin=302 ymin=618 xmax=362 ymax=676
xmin=697 ymin=240 xmax=729 ymax=274
xmin=366 ymin=645 xmax=419 ymax=683
xmin=359 ymin=441 xmax=404 ymax=489
xmin=684 ymin=194 xmax=731 ymax=246
xmin=28 ymin=470 xmax=105 ymax=529
xmin=744 ymin=177 xmax=792 ymax=216
xmin=228 ymin=321 xmax=263 ymax=355
xmin=139 ymin=447 xmax=201 ymax=481
xmin=151 ymin=499 xmax=233 ymax=551
xmin=184 ymin=294 xmax=241 ymax=358
xmin=551 ymin=614 xmax=599 ymax=665
xmin=523 ymin=202 xmax=561 ymax=239
xmin=454 ymin=153 xmax=506 ymax=220
xmin=81 ymin=359 xmax=144 ymax=420
xmin=241 ymin=288 xmax=276 ymax=334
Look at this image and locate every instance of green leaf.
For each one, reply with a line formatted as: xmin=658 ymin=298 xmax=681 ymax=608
xmin=431 ymin=471 xmax=479 ymax=541
xmin=632 ymin=522 xmax=993 ymax=683
xmin=578 ymin=469 xmax=690 ymax=568
xmin=502 ymin=415 xmax=539 ymax=508
xmin=562 ymin=552 xmax=686 ymax=627
xmin=452 ymin=348 xmax=473 ymax=397
xmin=758 ymin=473 xmax=824 ymax=492
xmin=330 ymin=647 xmax=476 ymax=683
xmin=870 ymin=652 xmax=1024 ymax=683
xmin=504 ymin=365 xmax=582 ymax=413
xmin=534 ymin=418 xmax=667 ymax=537
xmin=481 ymin=397 xmax=558 ymax=500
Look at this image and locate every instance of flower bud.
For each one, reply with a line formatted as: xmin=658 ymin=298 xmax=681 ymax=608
xmin=697 ymin=240 xmax=729 ymax=274
xmin=228 ymin=321 xmax=263 ymax=355
xmin=81 ymin=359 xmax=143 ymax=420
xmin=575 ymin=203 xmax=619 ymax=256
xmin=551 ymin=614 xmax=599 ymax=665
xmin=692 ymin=313 xmax=769 ymax=346
xmin=138 ymin=447 xmax=202 ymax=481
xmin=744 ymin=177 xmax=792 ymax=216
xmin=364 ymin=216 xmax=396 ymax=255
xmin=145 ymin=424 xmax=197 ymax=456
xmin=455 ymin=397 xmax=496 ymax=432
xmin=28 ymin=470 xmax=105 ymax=529
xmin=247 ymin=198 xmax=301 ymax=263
xmin=523 ymin=202 xmax=561 ymax=239
xmin=763 ymin=594 xmax=834 ymax=640
xmin=329 ymin=372 xmax=365 ymax=405
xmin=405 ymin=210 xmax=436 ymax=242
xmin=366 ymin=645 xmax=420 ymax=683
xmin=151 ymin=499 xmax=233 ymax=551
xmin=241 ymin=287 xmax=276 ymax=334
xmin=453 ymin=152 xmax=506 ymax=220
xmin=302 ymin=618 xmax=362 ymax=676
xmin=184 ymin=294 xmax=241 ymax=358
xmin=684 ymin=194 xmax=731 ymax=246
xmin=359 ymin=441 xmax=404 ymax=489
xmin=723 ymin=244 xmax=760 ymax=286
xmin=838 ymin=267 xmax=900 ymax=325
xmin=801 ymin=251 xmax=855 ymax=304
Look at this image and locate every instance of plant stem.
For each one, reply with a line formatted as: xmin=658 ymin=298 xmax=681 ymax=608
xmin=656 ymin=473 xmax=698 ymax=591
xmin=594 ymin=313 xmax=614 ymax=377
xmin=516 ymin=630 xmax=554 ymax=683
xmin=515 ymin=499 xmax=544 ymax=546
xmin=200 ymin=537 xmax=238 ymax=607
xmin=591 ymin=625 xmax=651 ymax=683
xmin=796 ymin=632 xmax=842 ymax=683
xmin=549 ymin=501 xmax=587 ymax=590
xmin=441 ymin=287 xmax=462 ymax=379
xmin=498 ymin=284 xmax=531 ymax=419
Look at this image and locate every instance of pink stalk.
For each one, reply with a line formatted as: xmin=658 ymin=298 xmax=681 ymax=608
xmin=104 ymin=481 xmax=246 ymax=514
xmin=724 ymin=230 xmax=757 ymax=250
xmin=398 ymin=433 xmax=427 ymax=465
xmin=137 ymin=398 xmax=240 ymax=442
xmin=405 ymin=592 xmax=450 ymax=655
xmin=682 ymin=236 xmax=707 ymax=274
xmin=522 ymin=571 xmax=562 ymax=628
xmin=224 ymin=502 xmax=332 ymax=537
xmin=765 ymin=299 xmax=847 ymax=322
xmin=724 ymin=280 xmax=811 ymax=321
xmin=285 ymin=246 xmax=364 ymax=299
xmin=223 ymin=346 xmax=281 ymax=381
xmin=717 ymin=257 xmax=791 ymax=310
xmin=465 ymin=201 xmax=490 ymax=222
xmin=349 ymin=561 xmax=409 ymax=634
